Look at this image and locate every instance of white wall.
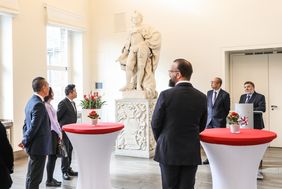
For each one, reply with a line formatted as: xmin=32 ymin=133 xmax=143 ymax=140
xmin=10 ymin=0 xmax=90 ymax=151
xmin=90 ymin=0 xmax=282 ymax=121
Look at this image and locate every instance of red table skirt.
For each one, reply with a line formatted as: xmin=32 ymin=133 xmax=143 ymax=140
xmin=200 ymin=128 xmax=276 ymax=146
xmin=62 ymin=122 xmax=124 ymax=134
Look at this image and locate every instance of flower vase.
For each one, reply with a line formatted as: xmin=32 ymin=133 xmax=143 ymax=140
xmin=230 ymin=124 xmax=240 ymax=134
xmin=81 ymin=109 xmax=102 ymax=123
xmin=91 ymin=118 xmax=98 ymax=125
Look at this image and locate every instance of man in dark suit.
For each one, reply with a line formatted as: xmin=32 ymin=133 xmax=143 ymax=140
xmin=203 ymin=77 xmax=230 ymax=164
xmin=239 ymin=81 xmax=266 ymax=129
xmin=19 ymin=77 xmax=51 ymax=189
xmin=152 ymin=58 xmax=207 ymax=189
xmin=0 ymin=121 xmax=14 ymax=189
xmin=57 ymin=84 xmax=78 ymax=180
xmin=206 ymin=77 xmax=230 ymax=128
xmin=239 ymin=81 xmax=266 ymax=180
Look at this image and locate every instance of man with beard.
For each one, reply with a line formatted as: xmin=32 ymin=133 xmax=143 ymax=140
xmin=152 ymin=58 xmax=207 ymax=189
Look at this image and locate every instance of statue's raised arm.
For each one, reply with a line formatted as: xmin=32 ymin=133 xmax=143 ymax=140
xmin=116 ymin=11 xmax=161 ymax=99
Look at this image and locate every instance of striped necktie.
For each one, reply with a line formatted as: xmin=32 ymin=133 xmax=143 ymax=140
xmin=245 ymin=95 xmax=250 ymax=103
xmin=212 ymin=91 xmax=217 ymax=105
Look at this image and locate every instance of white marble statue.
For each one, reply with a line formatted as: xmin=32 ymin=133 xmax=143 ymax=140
xmin=116 ymin=11 xmax=161 ymax=99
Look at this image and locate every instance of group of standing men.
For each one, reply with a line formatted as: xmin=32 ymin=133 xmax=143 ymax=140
xmin=152 ymin=59 xmax=266 ymax=189
xmin=19 ymin=77 xmax=78 ymax=189
xmin=207 ymin=78 xmax=265 ymax=130
xmin=2 ymin=63 xmax=266 ymax=189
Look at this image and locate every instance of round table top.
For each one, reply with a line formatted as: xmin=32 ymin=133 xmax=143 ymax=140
xmin=62 ymin=122 xmax=124 ymax=134
xmin=200 ymin=128 xmax=277 ymax=146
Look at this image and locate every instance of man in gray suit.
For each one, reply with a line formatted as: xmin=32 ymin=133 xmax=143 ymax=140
xmin=19 ymin=77 xmax=51 ymax=189
xmin=152 ymin=59 xmax=207 ymax=189
xmin=206 ymin=77 xmax=230 ymax=128
xmin=203 ymin=77 xmax=230 ymax=164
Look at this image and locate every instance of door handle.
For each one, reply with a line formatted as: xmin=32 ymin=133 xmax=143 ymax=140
xmin=271 ymin=105 xmax=278 ymax=110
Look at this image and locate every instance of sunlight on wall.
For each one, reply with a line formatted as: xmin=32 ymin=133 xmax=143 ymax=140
xmin=161 ymin=0 xmax=205 ymax=15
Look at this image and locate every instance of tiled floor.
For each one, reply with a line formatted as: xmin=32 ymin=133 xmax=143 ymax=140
xmin=10 ymin=147 xmax=282 ymax=189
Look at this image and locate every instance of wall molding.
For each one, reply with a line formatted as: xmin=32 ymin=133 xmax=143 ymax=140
xmin=0 ymin=0 xmax=20 ymax=15
xmin=44 ymin=3 xmax=86 ymax=31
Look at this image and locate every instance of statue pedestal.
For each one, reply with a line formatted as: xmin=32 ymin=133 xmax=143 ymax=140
xmin=122 ymin=91 xmax=147 ymax=99
xmin=115 ymin=98 xmax=156 ymax=158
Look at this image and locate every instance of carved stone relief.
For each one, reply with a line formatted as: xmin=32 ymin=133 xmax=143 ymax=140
xmin=115 ymin=99 xmax=156 ymax=158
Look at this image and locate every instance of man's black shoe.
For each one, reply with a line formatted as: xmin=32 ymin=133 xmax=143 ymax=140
xmin=46 ymin=180 xmax=61 ymax=187
xmin=68 ymin=169 xmax=78 ymax=176
xmin=203 ymin=159 xmax=209 ymax=165
xmin=62 ymin=172 xmax=71 ymax=180
xmin=52 ymin=178 xmax=62 ymax=184
xmin=257 ymin=171 xmax=264 ymax=180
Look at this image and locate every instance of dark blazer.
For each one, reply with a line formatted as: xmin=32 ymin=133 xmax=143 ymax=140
xmin=206 ymin=89 xmax=230 ymax=128
xmin=22 ymin=95 xmax=51 ymax=155
xmin=239 ymin=92 xmax=266 ymax=129
xmin=152 ymin=82 xmax=207 ymax=165
xmin=57 ymin=98 xmax=77 ymax=173
xmin=57 ymin=98 xmax=77 ymax=126
xmin=0 ymin=122 xmax=14 ymax=189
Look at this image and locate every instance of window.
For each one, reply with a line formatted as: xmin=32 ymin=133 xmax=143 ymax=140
xmin=0 ymin=15 xmax=13 ymax=119
xmin=47 ymin=25 xmax=83 ymax=108
xmin=47 ymin=26 xmax=69 ymax=107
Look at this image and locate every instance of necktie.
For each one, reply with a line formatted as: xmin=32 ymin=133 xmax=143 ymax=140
xmin=212 ymin=91 xmax=217 ymax=105
xmin=71 ymin=101 xmax=77 ymax=112
xmin=245 ymin=95 xmax=250 ymax=103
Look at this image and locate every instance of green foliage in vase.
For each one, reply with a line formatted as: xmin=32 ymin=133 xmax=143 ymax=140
xmin=81 ymin=91 xmax=106 ymax=109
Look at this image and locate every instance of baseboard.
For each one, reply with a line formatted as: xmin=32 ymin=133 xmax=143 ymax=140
xmin=14 ymin=150 xmax=28 ymax=160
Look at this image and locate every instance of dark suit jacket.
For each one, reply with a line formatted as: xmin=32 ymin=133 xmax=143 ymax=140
xmin=57 ymin=98 xmax=77 ymax=126
xmin=22 ymin=95 xmax=51 ymax=155
xmin=206 ymin=89 xmax=230 ymax=128
xmin=0 ymin=122 xmax=14 ymax=188
xmin=239 ymin=92 xmax=266 ymax=129
xmin=152 ymin=82 xmax=207 ymax=165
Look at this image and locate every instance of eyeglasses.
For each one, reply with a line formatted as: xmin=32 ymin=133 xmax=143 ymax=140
xmin=168 ymin=70 xmax=180 ymax=73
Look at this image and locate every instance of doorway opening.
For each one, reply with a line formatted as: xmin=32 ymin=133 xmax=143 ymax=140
xmin=226 ymin=47 xmax=282 ymax=147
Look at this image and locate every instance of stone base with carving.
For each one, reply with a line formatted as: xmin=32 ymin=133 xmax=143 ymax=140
xmin=115 ymin=98 xmax=156 ymax=158
xmin=122 ymin=90 xmax=147 ymax=99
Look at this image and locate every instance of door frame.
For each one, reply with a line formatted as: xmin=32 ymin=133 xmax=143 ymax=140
xmin=223 ymin=44 xmax=282 ymax=147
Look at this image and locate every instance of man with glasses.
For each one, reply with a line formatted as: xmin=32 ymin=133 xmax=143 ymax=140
xmin=239 ymin=81 xmax=266 ymax=180
xmin=203 ymin=77 xmax=230 ymax=165
xmin=152 ymin=58 xmax=207 ymax=189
